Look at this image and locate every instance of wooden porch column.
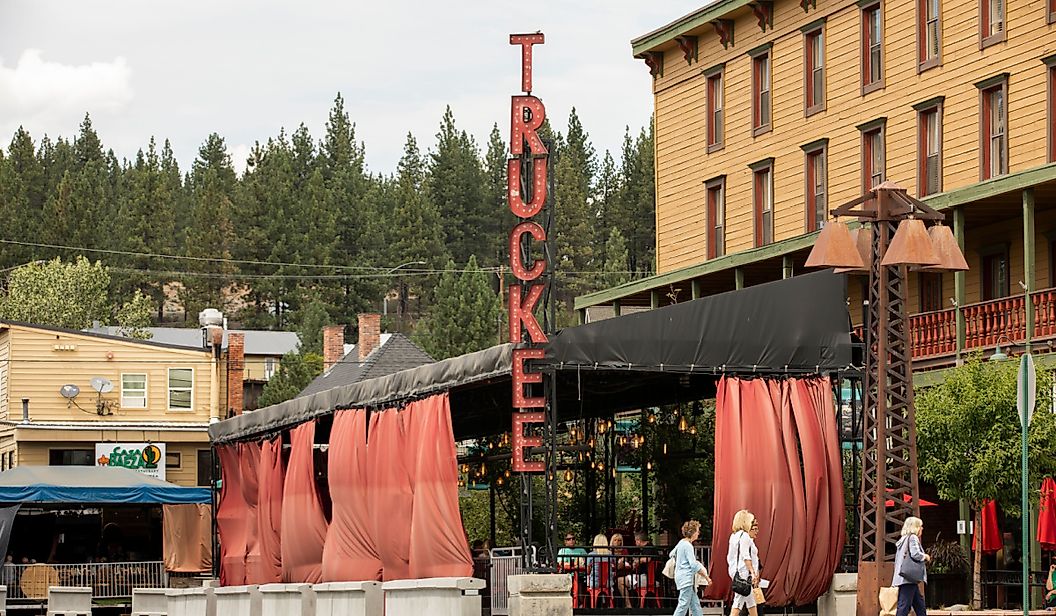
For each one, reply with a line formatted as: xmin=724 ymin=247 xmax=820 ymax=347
xmin=782 ymin=256 xmax=793 ymax=279
xmin=612 ymin=300 xmax=621 ymax=317
xmin=650 ymin=290 xmax=660 ymax=309
xmin=576 ymin=308 xmax=586 ymax=325
xmin=954 ymin=206 xmax=966 ymax=357
xmin=734 ymin=268 xmax=745 ymax=290
xmin=1024 ymin=188 xmax=1036 ymax=350
xmin=691 ymin=279 xmax=702 ymax=300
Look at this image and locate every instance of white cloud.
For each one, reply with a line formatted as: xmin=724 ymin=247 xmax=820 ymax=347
xmin=0 ymin=49 xmax=133 ymax=115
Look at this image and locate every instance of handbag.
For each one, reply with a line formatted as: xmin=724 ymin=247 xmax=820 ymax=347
xmin=879 ymin=586 xmax=899 ymax=616
xmin=898 ymin=536 xmax=927 ymax=584
xmin=752 ymin=586 xmax=766 ymax=605
xmin=662 ymin=557 xmax=676 ymax=579
xmin=731 ymin=532 xmax=754 ymax=597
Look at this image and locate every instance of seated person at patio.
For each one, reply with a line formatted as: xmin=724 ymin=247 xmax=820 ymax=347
xmin=586 ymin=533 xmax=611 ymax=593
xmin=1045 ymin=559 xmax=1055 ymax=609
xmin=619 ymin=532 xmax=660 ymax=607
xmin=557 ymin=532 xmax=587 ymax=570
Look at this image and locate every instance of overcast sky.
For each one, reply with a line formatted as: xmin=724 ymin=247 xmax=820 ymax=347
xmin=0 ymin=1 xmax=702 ymax=176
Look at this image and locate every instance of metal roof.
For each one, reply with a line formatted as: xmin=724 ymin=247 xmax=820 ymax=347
xmin=86 ymin=325 xmax=300 ymax=356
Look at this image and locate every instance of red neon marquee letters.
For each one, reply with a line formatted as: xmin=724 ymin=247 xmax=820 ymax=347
xmin=508 ymin=33 xmax=548 ymax=473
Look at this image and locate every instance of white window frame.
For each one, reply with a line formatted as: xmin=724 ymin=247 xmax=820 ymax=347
xmin=167 ymin=368 xmax=194 ymax=412
xmin=264 ymin=357 xmax=277 ymax=380
xmin=120 ymin=373 xmax=148 ymax=409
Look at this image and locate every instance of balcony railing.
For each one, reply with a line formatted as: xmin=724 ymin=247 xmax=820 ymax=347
xmin=856 ymin=286 xmax=1056 ymax=362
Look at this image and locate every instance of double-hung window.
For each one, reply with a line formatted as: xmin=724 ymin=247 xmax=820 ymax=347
xmin=804 ymin=24 xmax=826 ymax=115
xmin=976 ymin=74 xmax=1008 ymax=180
xmin=914 ymin=97 xmax=944 ymax=196
xmin=981 ymin=0 xmax=1005 ymax=47
xmin=168 ymin=368 xmax=193 ymax=411
xmin=706 ymin=177 xmax=726 ymax=259
xmin=918 ymin=0 xmax=941 ymax=70
xmin=121 ymin=373 xmax=147 ymax=409
xmin=859 ymin=119 xmax=887 ymax=191
xmin=706 ymin=65 xmax=725 ymax=152
xmin=802 ymin=140 xmax=828 ymax=232
xmin=750 ymin=46 xmax=773 ymax=136
xmin=862 ymin=3 xmax=884 ymax=94
xmin=751 ymin=159 xmax=775 ymax=247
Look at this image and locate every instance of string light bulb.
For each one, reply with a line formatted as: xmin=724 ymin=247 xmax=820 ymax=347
xmin=564 ymin=469 xmax=573 ymax=482
xmin=496 ymin=477 xmax=505 ymax=486
xmin=678 ymin=416 xmax=688 ymax=432
xmin=646 ymin=461 xmax=653 ymax=471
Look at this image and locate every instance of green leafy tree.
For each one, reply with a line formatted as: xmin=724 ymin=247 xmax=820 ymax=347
xmin=115 ymin=290 xmax=155 ymax=339
xmin=917 ymin=354 xmax=1056 ymax=607
xmin=257 ymin=352 xmax=324 ymax=407
xmin=413 ymin=256 xmax=500 ymax=360
xmin=0 ymin=257 xmax=111 ymax=329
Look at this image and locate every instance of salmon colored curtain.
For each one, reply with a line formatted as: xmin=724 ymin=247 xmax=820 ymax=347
xmin=280 ymin=420 xmax=329 ymax=583
xmin=707 ymin=376 xmax=845 ymax=606
xmin=256 ymin=436 xmax=285 ymax=583
xmin=406 ymin=394 xmax=473 ymax=578
xmin=162 ymin=504 xmax=212 ymax=573
xmin=322 ymin=409 xmax=383 ymax=581
xmin=369 ymin=409 xmax=414 ymax=581
xmin=239 ymin=442 xmax=261 ymax=583
xmin=216 ymin=444 xmax=247 ymax=586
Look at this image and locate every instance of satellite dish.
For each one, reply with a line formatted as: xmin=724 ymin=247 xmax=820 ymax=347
xmin=89 ymin=377 xmax=114 ymax=394
xmin=59 ymin=384 xmax=80 ymax=399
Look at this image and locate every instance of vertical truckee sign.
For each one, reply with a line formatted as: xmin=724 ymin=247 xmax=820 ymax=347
xmin=508 ymin=32 xmax=548 ymax=473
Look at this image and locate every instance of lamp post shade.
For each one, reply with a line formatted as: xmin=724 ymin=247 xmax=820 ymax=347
xmin=805 ymin=220 xmax=866 ymax=269
xmin=923 ymin=224 xmax=969 ymax=271
xmin=880 ymin=218 xmax=941 ymax=267
xmin=834 ymin=226 xmax=873 ymax=274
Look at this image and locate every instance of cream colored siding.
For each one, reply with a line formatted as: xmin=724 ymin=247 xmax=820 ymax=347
xmin=7 ymin=326 xmax=213 ymax=423
xmin=0 ymin=330 xmax=9 ymax=421
xmin=651 ymin=0 xmax=1056 ymax=274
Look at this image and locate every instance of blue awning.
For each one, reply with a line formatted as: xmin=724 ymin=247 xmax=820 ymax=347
xmin=0 ymin=466 xmax=210 ymax=505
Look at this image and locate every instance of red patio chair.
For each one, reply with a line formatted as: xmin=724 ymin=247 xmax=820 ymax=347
xmin=638 ymin=559 xmax=662 ymax=608
xmin=588 ymin=560 xmax=612 ymax=608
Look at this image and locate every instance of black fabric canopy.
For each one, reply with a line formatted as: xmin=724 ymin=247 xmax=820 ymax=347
xmin=543 ymin=270 xmax=852 ymax=373
xmin=210 ymin=271 xmax=853 ymax=444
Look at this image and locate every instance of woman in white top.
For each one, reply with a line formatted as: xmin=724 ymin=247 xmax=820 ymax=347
xmin=726 ymin=510 xmax=761 ymax=616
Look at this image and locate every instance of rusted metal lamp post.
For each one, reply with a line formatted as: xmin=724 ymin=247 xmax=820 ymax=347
xmin=806 ymin=182 xmax=967 ymax=616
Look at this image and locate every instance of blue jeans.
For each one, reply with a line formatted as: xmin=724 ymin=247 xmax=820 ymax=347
xmin=896 ymin=583 xmax=926 ymax=616
xmin=673 ymin=585 xmax=703 ymax=616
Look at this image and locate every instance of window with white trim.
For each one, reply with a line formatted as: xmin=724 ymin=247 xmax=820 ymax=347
xmin=121 ymin=373 xmax=147 ymax=409
xmin=168 ymin=368 xmax=193 ymax=411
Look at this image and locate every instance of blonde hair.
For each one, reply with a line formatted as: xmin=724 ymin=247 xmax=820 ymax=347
xmin=610 ymin=533 xmax=624 ymax=547
xmin=732 ymin=510 xmax=756 ymax=533
xmin=592 ymin=533 xmax=610 ymax=554
xmin=681 ymin=520 xmax=701 ymax=538
xmin=901 ymin=517 xmax=923 ymax=537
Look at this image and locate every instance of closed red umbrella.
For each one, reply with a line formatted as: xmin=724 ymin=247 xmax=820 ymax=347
xmin=1038 ymin=477 xmax=1056 ymax=551
xmin=972 ymin=499 xmax=1002 ymax=554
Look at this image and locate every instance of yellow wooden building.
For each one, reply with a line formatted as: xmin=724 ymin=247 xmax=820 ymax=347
xmin=0 ymin=322 xmax=226 ymax=488
xmin=577 ymin=0 xmax=1056 ymax=373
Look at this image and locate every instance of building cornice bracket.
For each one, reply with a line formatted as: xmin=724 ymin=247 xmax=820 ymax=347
xmin=674 ymin=35 xmax=699 ymax=63
xmin=711 ymin=19 xmax=735 ymax=49
xmin=749 ymin=1 xmax=774 ymax=31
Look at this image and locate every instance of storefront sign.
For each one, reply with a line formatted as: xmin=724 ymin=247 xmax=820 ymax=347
xmin=508 ymin=33 xmax=548 ymax=473
xmin=95 ymin=442 xmax=166 ymax=480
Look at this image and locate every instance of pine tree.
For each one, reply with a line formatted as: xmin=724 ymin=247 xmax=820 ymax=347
xmin=553 ymin=154 xmax=595 ymax=299
xmin=595 ymin=150 xmax=619 ymax=269
xmin=428 ymin=107 xmax=487 ymax=265
xmin=615 ymin=121 xmax=656 ymax=276
xmin=600 ymin=228 xmax=630 ymax=289
xmin=483 ymin=124 xmax=511 ymax=265
xmin=258 ymin=351 xmax=323 ymax=407
xmin=413 ymin=256 xmax=500 ymax=359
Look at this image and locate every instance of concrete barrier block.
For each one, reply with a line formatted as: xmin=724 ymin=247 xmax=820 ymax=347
xmin=259 ymin=583 xmax=314 ymax=616
xmin=818 ymin=573 xmax=858 ymax=616
xmin=507 ymin=574 xmax=573 ymax=616
xmin=46 ymin=586 xmax=92 ymax=616
xmin=213 ymin=585 xmax=261 ymax=616
xmin=0 ymin=584 xmax=7 ymax=616
xmin=166 ymin=586 xmax=216 ymax=616
xmin=383 ymin=577 xmax=486 ymax=616
xmin=133 ymin=587 xmax=170 ymax=615
xmin=314 ymin=581 xmax=382 ymax=616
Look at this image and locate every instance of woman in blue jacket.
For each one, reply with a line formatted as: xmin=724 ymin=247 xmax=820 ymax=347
xmin=671 ymin=519 xmax=707 ymax=616
xmin=892 ymin=516 xmax=931 ymax=616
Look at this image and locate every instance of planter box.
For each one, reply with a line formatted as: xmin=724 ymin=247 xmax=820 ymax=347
xmin=927 ymin=573 xmax=970 ymax=608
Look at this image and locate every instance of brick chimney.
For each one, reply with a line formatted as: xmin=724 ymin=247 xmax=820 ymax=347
xmin=323 ymin=325 xmax=345 ymax=372
xmin=226 ymin=333 xmax=244 ymax=416
xmin=358 ymin=313 xmax=381 ymax=362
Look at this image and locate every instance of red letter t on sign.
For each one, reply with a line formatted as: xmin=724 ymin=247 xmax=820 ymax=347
xmin=510 ymin=33 xmax=544 ymax=93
